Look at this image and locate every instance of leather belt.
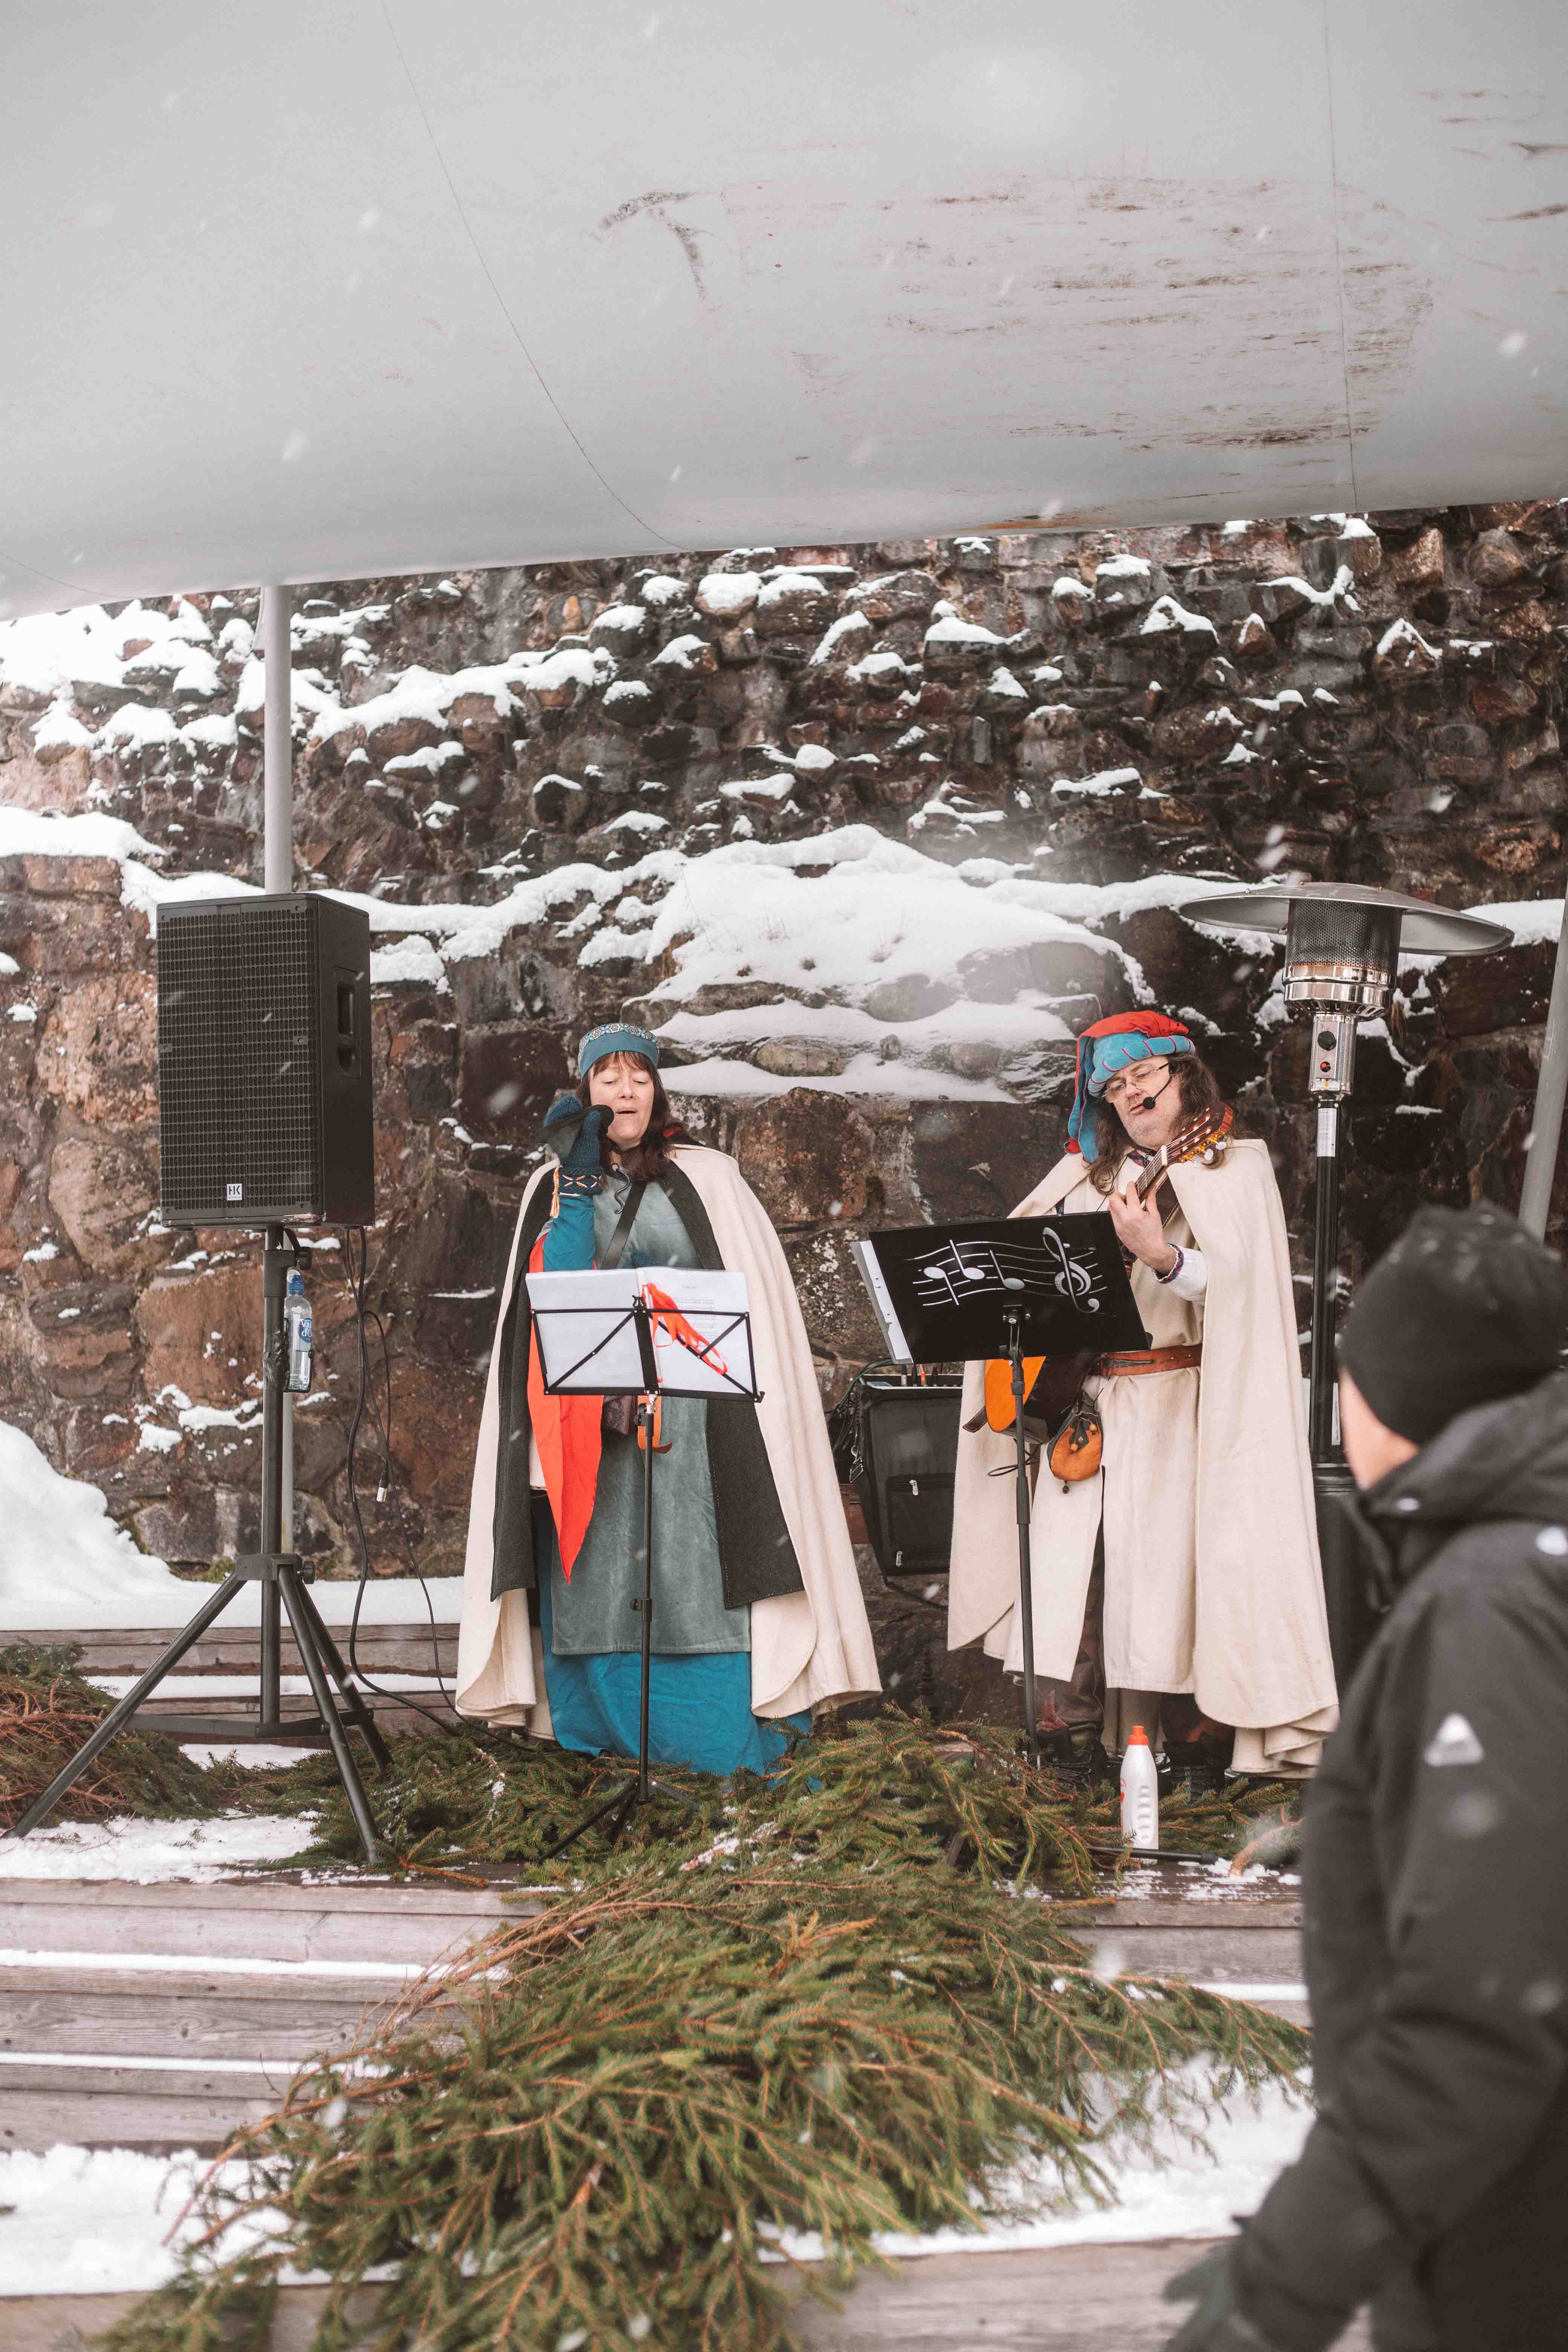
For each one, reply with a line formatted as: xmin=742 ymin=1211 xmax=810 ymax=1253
xmin=1093 ymin=1343 xmax=1203 ymax=1379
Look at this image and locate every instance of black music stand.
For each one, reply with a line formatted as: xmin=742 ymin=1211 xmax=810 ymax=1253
xmin=853 ymin=1214 xmax=1148 ymax=1761
xmin=11 ymin=1227 xmax=390 ymax=1864
xmin=525 ymin=1265 xmax=761 ymax=1856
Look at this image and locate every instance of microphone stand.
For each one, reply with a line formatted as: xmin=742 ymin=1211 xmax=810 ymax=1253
xmin=536 ymin=1377 xmax=703 ymax=1862
xmin=1005 ymin=1302 xmax=1042 ymax=1765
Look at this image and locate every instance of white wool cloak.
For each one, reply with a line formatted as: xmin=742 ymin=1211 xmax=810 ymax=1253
xmin=456 ymin=1144 xmax=881 ymax=1727
xmin=947 ymin=1140 xmax=1338 ymax=1772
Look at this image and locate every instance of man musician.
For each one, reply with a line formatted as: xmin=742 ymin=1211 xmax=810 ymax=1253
xmin=948 ymin=1010 xmax=1338 ymax=1778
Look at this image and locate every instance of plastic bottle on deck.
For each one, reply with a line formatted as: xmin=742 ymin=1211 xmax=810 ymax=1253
xmin=1119 ymin=1724 xmax=1159 ymax=1854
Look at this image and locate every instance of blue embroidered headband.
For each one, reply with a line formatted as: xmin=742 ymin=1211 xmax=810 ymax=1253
xmin=1067 ymin=1018 xmax=1194 ymax=1163
xmin=577 ymin=1022 xmax=661 ymax=1080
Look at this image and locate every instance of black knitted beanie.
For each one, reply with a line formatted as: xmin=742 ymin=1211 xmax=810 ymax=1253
xmin=1338 ymin=1203 xmax=1568 ymax=1445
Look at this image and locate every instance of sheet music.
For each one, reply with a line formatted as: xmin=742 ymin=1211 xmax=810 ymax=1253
xmin=525 ymin=1266 xmax=757 ymax=1398
xmin=526 ymin=1268 xmax=648 ymax=1390
xmin=853 ymin=1213 xmax=1148 ymax=1366
xmin=911 ymin=1227 xmax=1106 ymax=1317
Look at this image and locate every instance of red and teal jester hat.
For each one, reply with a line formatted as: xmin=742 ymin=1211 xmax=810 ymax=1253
xmin=1067 ymin=1011 xmax=1196 ymax=1163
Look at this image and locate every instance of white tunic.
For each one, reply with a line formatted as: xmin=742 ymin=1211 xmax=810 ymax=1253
xmin=947 ymin=1141 xmax=1338 ymax=1772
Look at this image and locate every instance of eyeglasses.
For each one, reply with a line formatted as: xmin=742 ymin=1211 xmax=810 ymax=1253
xmin=1102 ymin=1064 xmax=1163 ymax=1104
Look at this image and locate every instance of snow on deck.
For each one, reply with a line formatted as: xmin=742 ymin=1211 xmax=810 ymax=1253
xmin=766 ymin=2069 xmax=1312 ymax=2265
xmin=0 ymin=1814 xmax=317 ymax=1884
xmin=0 ymin=2069 xmax=1313 ymax=2297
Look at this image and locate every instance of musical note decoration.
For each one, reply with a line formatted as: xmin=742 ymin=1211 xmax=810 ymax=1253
xmin=1039 ymin=1226 xmax=1102 ymax=1312
xmin=911 ymin=1231 xmax=1102 ymax=1317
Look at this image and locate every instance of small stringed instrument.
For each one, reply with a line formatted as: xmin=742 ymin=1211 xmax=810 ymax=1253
xmin=982 ymin=1107 xmax=1233 ymax=1440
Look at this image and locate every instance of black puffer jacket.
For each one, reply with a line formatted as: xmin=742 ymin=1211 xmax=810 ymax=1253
xmin=1239 ymin=1369 xmax=1568 ymax=2350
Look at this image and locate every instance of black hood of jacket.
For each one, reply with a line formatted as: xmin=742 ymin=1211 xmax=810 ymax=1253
xmin=1355 ymin=1365 xmax=1568 ymax=1593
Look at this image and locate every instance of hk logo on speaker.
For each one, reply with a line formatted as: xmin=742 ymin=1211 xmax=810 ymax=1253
xmin=226 ymin=1181 xmax=243 ymax=1203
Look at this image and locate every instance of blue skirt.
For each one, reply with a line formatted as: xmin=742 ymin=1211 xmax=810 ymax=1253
xmin=531 ymin=1500 xmax=808 ymax=1779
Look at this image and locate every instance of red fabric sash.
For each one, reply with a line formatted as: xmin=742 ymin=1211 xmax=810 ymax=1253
xmin=525 ymin=1234 xmax=602 ymax=1579
xmin=643 ymin=1282 xmax=730 ymax=1382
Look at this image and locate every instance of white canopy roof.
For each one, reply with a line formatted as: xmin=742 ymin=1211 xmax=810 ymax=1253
xmin=4 ymin=2 xmax=1565 ymax=619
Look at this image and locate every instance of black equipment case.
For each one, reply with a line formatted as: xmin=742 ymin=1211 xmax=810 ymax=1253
xmin=829 ymin=1366 xmax=963 ymax=1583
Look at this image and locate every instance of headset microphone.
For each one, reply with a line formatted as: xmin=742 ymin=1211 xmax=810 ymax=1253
xmin=1136 ymin=1069 xmax=1175 ymax=1113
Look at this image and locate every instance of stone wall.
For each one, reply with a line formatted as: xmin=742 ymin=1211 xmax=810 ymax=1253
xmin=2 ymin=507 xmax=1565 ymax=1647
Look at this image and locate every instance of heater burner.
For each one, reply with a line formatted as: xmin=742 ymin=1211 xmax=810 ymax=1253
xmin=1282 ymin=897 xmax=1401 ymax=1023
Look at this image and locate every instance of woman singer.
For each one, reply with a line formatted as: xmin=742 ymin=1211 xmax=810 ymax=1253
xmin=457 ymin=1021 xmax=880 ymax=1774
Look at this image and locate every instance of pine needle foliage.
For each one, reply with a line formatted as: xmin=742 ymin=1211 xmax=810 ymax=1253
xmin=6 ymin=1648 xmax=1306 ymax=2347
xmin=0 ymin=1642 xmax=219 ymax=1829
xmin=2 ymin=1642 xmax=1298 ymax=1885
xmin=270 ymin=1710 xmax=1299 ymax=1890
xmin=104 ymin=1719 xmax=1309 ymax=2352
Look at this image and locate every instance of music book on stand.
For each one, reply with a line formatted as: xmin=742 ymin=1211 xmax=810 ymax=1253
xmin=851 ymin=1213 xmax=1150 ymax=1366
xmin=525 ymin=1265 xmax=760 ymax=1400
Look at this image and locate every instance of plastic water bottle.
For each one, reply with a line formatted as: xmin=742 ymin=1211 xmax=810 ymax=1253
xmin=285 ymin=1268 xmax=313 ymax=1395
xmin=1119 ymin=1724 xmax=1160 ymax=1855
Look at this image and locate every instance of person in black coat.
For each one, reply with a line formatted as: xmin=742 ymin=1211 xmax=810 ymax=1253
xmin=1164 ymin=1202 xmax=1568 ymax=2352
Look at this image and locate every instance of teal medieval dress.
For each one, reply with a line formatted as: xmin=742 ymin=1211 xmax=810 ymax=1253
xmin=523 ymin=1165 xmax=809 ymax=1776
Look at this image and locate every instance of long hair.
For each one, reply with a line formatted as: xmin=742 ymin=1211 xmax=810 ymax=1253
xmin=576 ymin=1050 xmax=690 ymax=1183
xmin=1086 ymin=1051 xmax=1233 ymax=1194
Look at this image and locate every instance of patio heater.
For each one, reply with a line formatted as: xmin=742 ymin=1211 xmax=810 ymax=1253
xmin=1177 ymin=882 xmax=1509 ymax=1680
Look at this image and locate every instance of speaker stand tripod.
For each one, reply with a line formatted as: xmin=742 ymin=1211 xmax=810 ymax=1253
xmin=12 ymin=1227 xmax=390 ymax=1866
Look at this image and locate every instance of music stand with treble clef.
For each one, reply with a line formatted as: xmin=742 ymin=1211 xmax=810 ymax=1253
xmin=852 ymin=1214 xmax=1148 ymax=1761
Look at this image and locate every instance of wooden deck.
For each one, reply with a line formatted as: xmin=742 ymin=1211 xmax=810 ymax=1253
xmin=0 ymin=1877 xmax=522 ymax=2154
xmin=0 ymin=1860 xmax=1363 ymax=2346
xmin=1 ymin=1636 xmax=1321 ymax=2346
xmin=0 ymin=2242 xmax=1374 ymax=2350
xmin=25 ymin=1619 xmax=461 ymax=1738
xmin=0 ymin=1867 xmax=1304 ymax=2155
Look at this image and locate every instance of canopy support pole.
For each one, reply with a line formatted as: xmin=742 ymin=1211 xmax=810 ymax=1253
xmin=1519 ymin=907 xmax=1568 ymax=1240
xmin=260 ymin=584 xmax=295 ymax=1551
xmin=261 ymin=585 xmax=292 ymax=893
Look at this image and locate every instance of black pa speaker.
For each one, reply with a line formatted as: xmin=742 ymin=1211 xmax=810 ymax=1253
xmin=156 ymin=893 xmax=375 ymax=1227
xmin=833 ymin=1374 xmax=963 ymax=1580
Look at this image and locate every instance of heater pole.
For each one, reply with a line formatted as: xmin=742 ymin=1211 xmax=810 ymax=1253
xmin=1308 ymin=1099 xmax=1342 ymax=1459
xmin=1302 ymin=1010 xmax=1382 ymax=1690
xmin=1519 ymin=902 xmax=1568 ymax=1240
xmin=1306 ymin=1087 xmax=1369 ymax=1689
